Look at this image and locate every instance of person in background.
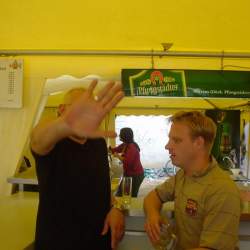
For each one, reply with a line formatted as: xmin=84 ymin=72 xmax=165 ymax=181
xmin=31 ymin=80 xmax=125 ymax=250
xmin=109 ymin=127 xmax=144 ymax=197
xmin=144 ymin=111 xmax=241 ymax=250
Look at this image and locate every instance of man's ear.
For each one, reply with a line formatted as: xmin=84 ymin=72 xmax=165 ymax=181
xmin=57 ymin=104 xmax=65 ymax=116
xmin=195 ymin=136 xmax=205 ymax=149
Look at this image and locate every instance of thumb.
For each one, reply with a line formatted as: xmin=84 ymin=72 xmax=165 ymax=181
xmin=88 ymin=130 xmax=117 ymax=139
xmin=101 ymin=220 xmax=109 ymax=235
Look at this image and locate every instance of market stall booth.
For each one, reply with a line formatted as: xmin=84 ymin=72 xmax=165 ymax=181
xmin=4 ymin=68 xmax=250 ymax=249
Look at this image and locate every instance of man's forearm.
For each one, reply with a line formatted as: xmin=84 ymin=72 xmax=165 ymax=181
xmin=189 ymin=248 xmax=213 ymax=250
xmin=31 ymin=117 xmax=71 ymax=155
xmin=144 ymin=190 xmax=162 ymax=216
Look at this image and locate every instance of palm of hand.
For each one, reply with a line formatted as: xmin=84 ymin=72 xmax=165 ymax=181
xmin=62 ymin=94 xmax=105 ymax=138
xmin=60 ymin=80 xmax=124 ymax=139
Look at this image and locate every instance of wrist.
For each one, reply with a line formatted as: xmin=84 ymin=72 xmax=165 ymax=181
xmin=146 ymin=210 xmax=161 ymax=221
xmin=111 ymin=199 xmax=126 ymax=213
xmin=56 ymin=117 xmax=73 ymax=138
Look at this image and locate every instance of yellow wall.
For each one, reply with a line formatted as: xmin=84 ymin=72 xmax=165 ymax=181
xmin=1 ymin=1 xmax=250 ymax=51
xmin=1 ymin=1 xmax=250 ymax=195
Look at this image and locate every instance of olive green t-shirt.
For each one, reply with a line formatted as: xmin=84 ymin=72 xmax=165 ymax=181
xmin=156 ymin=157 xmax=241 ymax=250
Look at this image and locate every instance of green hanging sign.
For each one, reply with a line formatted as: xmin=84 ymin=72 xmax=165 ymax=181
xmin=125 ymin=69 xmax=186 ymax=97
xmin=122 ymin=69 xmax=250 ymax=98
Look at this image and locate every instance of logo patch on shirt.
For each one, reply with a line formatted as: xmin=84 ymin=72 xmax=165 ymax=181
xmin=185 ymin=199 xmax=198 ymax=216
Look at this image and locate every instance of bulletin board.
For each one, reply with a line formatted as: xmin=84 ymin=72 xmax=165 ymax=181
xmin=0 ymin=59 xmax=23 ymax=108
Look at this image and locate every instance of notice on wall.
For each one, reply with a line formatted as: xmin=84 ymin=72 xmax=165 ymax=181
xmin=0 ymin=59 xmax=23 ymax=108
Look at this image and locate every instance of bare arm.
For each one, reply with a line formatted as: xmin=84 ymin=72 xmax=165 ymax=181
xmin=109 ymin=144 xmax=125 ymax=161
xmin=143 ymin=190 xmax=163 ymax=243
xmin=190 ymin=248 xmax=211 ymax=250
xmin=144 ymin=189 xmax=162 ymax=219
xmin=31 ymin=117 xmax=71 ymax=155
xmin=100 ymin=195 xmax=125 ymax=249
xmin=31 ymin=80 xmax=124 ymax=155
xmin=188 ymin=248 xmax=211 ymax=250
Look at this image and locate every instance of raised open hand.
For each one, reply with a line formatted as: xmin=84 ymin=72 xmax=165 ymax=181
xmin=61 ymin=80 xmax=124 ymax=138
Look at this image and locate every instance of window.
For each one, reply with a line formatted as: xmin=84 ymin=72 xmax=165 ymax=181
xmin=115 ymin=115 xmax=172 ymax=172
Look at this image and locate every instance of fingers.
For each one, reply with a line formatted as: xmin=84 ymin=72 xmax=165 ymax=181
xmin=151 ymin=224 xmax=161 ymax=242
xmin=103 ymin=91 xmax=124 ymax=113
xmin=96 ymin=81 xmax=116 ymax=101
xmin=111 ymin=226 xmax=124 ymax=249
xmin=109 ymin=209 xmax=125 ymax=249
xmin=101 ymin=221 xmax=109 ymax=235
xmin=87 ymin=130 xmax=117 ymax=139
xmin=111 ymin=228 xmax=117 ymax=249
xmin=145 ymin=222 xmax=161 ymax=243
xmin=91 ymin=81 xmax=124 ymax=113
xmin=99 ymin=81 xmax=122 ymax=106
xmin=86 ymin=79 xmax=98 ymax=97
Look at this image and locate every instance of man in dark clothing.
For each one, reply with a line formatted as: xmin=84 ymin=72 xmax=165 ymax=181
xmin=31 ymin=80 xmax=124 ymax=250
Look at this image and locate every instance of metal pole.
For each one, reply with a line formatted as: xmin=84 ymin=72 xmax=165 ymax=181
xmin=1 ymin=49 xmax=250 ymax=58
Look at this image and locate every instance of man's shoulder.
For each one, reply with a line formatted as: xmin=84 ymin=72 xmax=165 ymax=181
xmin=207 ymin=165 xmax=239 ymax=193
xmin=194 ymin=163 xmax=238 ymax=191
xmin=175 ymin=168 xmax=185 ymax=179
xmin=210 ymin=164 xmax=233 ymax=181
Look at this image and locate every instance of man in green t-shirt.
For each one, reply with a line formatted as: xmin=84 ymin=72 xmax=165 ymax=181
xmin=144 ymin=111 xmax=241 ymax=250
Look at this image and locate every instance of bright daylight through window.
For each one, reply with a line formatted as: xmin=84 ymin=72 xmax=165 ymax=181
xmin=115 ymin=115 xmax=178 ymax=179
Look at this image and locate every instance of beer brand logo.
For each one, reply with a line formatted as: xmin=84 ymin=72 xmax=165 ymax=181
xmin=185 ymin=199 xmax=198 ymax=216
xmin=150 ymin=70 xmax=164 ymax=85
xmin=126 ymin=69 xmax=186 ymax=96
xmin=9 ymin=60 xmax=22 ymax=70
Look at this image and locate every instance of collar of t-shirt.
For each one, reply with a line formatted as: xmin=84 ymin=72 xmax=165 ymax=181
xmin=191 ymin=156 xmax=217 ymax=178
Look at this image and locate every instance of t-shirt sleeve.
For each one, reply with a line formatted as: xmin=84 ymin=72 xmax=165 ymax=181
xmin=30 ymin=144 xmax=57 ymax=177
xmin=155 ymin=175 xmax=176 ymax=202
xmin=199 ymin=184 xmax=241 ymax=249
xmin=31 ymin=146 xmax=53 ymax=164
xmin=99 ymin=138 xmax=109 ymax=167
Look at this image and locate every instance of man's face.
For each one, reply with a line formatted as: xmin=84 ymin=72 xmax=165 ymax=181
xmin=165 ymin=122 xmax=198 ymax=169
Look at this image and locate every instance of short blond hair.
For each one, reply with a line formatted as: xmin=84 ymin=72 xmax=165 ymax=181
xmin=170 ymin=111 xmax=217 ymax=152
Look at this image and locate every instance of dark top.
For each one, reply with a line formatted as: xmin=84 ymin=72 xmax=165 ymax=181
xmin=111 ymin=143 xmax=144 ymax=176
xmin=32 ymin=138 xmax=111 ymax=250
